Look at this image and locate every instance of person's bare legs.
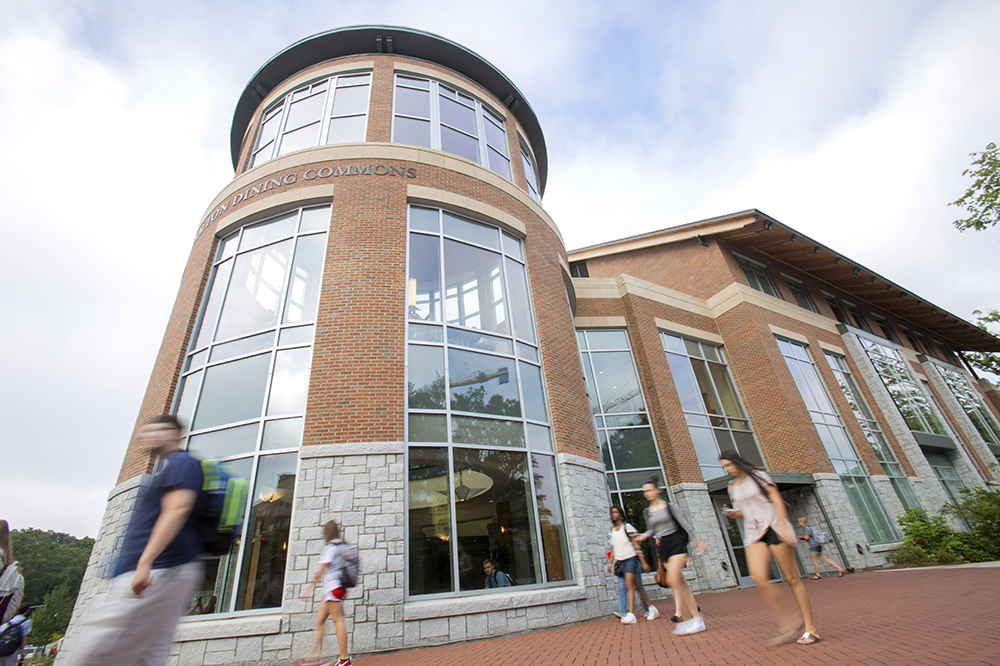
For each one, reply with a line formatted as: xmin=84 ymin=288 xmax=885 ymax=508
xmin=665 ymin=554 xmax=699 ymax=619
xmin=309 ymin=601 xmax=333 ymax=658
xmin=819 ymin=551 xmax=846 ymax=575
xmin=624 ymin=573 xmax=637 ymax=614
xmin=769 ymin=542 xmax=817 ymax=637
xmin=632 ymin=572 xmax=653 ymax=611
xmin=809 ymin=550 xmax=823 ymax=577
xmin=329 ymin=600 xmax=348 ymax=662
xmin=745 ymin=541 xmax=800 ymax=643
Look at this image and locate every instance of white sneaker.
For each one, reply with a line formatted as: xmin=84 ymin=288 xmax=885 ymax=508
xmin=646 ymin=605 xmax=659 ymax=621
xmin=672 ymin=615 xmax=706 ymax=635
xmin=612 ymin=611 xmax=622 ymax=618
xmin=620 ymin=612 xmax=637 ymax=624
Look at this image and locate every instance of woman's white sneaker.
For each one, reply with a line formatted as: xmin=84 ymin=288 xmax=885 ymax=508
xmin=672 ymin=615 xmax=706 ymax=635
xmin=645 ymin=606 xmax=659 ymax=620
xmin=620 ymin=612 xmax=638 ymax=624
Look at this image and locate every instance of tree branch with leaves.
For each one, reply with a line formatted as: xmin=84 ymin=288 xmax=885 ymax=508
xmin=951 ymin=142 xmax=1000 ymax=232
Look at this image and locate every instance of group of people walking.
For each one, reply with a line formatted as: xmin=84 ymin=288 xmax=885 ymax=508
xmin=607 ymin=451 xmax=847 ymax=646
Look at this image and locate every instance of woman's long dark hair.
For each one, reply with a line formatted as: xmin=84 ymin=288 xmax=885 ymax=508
xmin=0 ymin=520 xmax=12 ymax=569
xmin=718 ymin=450 xmax=759 ymax=476
xmin=610 ymin=505 xmax=626 ymax=525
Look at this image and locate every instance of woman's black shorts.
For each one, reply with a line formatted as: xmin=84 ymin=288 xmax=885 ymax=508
xmin=760 ymin=527 xmax=782 ymax=546
xmin=657 ymin=530 xmax=689 ymax=561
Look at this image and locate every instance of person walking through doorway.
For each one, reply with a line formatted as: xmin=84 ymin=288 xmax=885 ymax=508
xmin=719 ymin=451 xmax=820 ymax=646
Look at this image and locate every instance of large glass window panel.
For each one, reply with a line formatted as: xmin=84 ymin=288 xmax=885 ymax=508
xmin=526 ymin=424 xmax=553 ymax=452
xmin=261 ymin=417 xmax=304 ymax=451
xmin=452 ymin=416 xmax=525 ymax=448
xmin=193 ymin=353 xmax=272 ymax=430
xmin=532 ymin=455 xmax=569 ymax=581
xmin=606 ymin=428 xmax=659 ymax=469
xmin=519 ymin=362 xmax=548 ymax=422
xmin=394 ymin=116 xmax=431 ymax=148
xmin=453 ymin=448 xmax=538 ymax=587
xmin=443 ymin=213 xmax=500 ymax=249
xmin=440 ymin=95 xmax=477 ymax=134
xmin=330 ymin=84 xmax=369 ymax=117
xmin=235 ymin=453 xmax=297 ymax=610
xmin=188 ymin=423 xmax=259 ymax=460
xmin=326 ymin=116 xmax=367 ymax=145
xmin=409 ymin=207 xmax=439 ymax=233
xmin=189 ymin=457 xmax=252 ymax=615
xmin=443 ymin=240 xmax=508 ymax=334
xmin=447 ymin=327 xmax=512 ymax=355
xmin=408 ymin=447 xmax=453 ymax=595
xmin=277 ymin=122 xmax=321 ymax=156
xmin=440 ymin=126 xmax=479 ymax=162
xmin=935 ymin=364 xmax=1000 ymax=445
xmin=239 ymin=213 xmax=298 ymax=252
xmin=409 ymin=414 xmax=448 ymax=443
xmin=505 ymin=258 xmax=536 ymax=344
xmin=278 ymin=325 xmax=314 ymax=346
xmin=194 ymin=260 xmax=234 ymax=349
xmin=266 ymin=347 xmax=312 ymax=416
xmin=409 ymin=233 xmax=442 ymax=321
xmin=282 ymin=233 xmax=327 ymax=324
xmin=448 ymin=348 xmax=520 ymax=417
xmin=299 ymin=207 xmax=331 ymax=233
xmin=175 ymin=371 xmax=202 ymax=427
xmin=395 ymin=84 xmax=431 ymax=118
xmin=210 ymin=332 xmax=275 ymax=363
xmin=283 ymin=92 xmax=325 ymax=131
xmin=215 ymin=240 xmax=293 ymax=341
xmin=408 ymin=345 xmax=446 ymax=409
xmin=590 ymin=351 xmax=644 ymax=414
xmin=587 ymin=330 xmax=629 ymax=350
xmin=665 ymin=353 xmax=703 ymax=413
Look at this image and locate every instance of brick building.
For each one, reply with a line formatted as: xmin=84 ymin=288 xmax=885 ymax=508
xmin=62 ymin=26 xmax=1000 ymax=664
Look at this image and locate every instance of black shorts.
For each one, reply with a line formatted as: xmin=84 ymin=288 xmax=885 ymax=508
xmin=760 ymin=527 xmax=782 ymax=546
xmin=658 ymin=530 xmax=689 ymax=561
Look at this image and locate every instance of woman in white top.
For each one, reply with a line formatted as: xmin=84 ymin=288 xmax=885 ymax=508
xmin=719 ymin=450 xmax=819 ymax=646
xmin=607 ymin=506 xmax=656 ymax=624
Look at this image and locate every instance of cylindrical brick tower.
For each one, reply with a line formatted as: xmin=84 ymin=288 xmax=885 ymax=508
xmin=62 ymin=26 xmax=614 ymax=662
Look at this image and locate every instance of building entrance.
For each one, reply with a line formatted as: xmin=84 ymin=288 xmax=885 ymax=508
xmin=711 ymin=495 xmax=784 ymax=587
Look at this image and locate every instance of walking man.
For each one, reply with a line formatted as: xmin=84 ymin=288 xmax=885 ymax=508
xmin=69 ymin=415 xmax=206 ymax=666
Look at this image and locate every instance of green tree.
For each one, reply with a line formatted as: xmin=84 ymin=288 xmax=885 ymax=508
xmin=962 ymin=308 xmax=1000 ymax=378
xmin=951 ymin=141 xmax=999 ymax=232
xmin=10 ymin=529 xmax=94 ymax=610
xmin=28 ymin=583 xmax=75 ymax=646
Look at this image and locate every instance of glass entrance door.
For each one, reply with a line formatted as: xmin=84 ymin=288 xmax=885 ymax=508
xmin=712 ymin=495 xmax=783 ymax=587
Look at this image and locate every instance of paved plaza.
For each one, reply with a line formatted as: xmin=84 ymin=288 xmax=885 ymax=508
xmin=358 ymin=564 xmax=1000 ymax=666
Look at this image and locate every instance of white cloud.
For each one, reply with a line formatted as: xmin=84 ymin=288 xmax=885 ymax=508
xmin=1 ymin=0 xmax=998 ymax=538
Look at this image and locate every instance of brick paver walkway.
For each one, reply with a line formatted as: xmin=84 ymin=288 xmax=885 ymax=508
xmin=357 ymin=566 xmax=1000 ymax=665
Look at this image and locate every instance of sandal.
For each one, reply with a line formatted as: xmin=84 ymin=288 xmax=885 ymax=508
xmin=837 ymin=571 xmax=845 ymax=577
xmin=768 ymin=624 xmax=803 ymax=646
xmin=797 ymin=632 xmax=821 ymax=645
xmin=670 ymin=615 xmax=683 ymax=623
xmin=810 ymin=575 xmax=822 ymax=580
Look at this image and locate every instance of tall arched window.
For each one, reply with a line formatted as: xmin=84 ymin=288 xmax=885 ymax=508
xmin=174 ymin=205 xmax=330 ymax=614
xmin=405 ymin=205 xmax=570 ymax=596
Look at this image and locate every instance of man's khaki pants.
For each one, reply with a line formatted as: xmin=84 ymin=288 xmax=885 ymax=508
xmin=67 ymin=561 xmax=203 ymax=666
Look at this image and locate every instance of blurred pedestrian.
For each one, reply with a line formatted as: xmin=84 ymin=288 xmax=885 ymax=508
xmin=719 ymin=451 xmax=819 ymax=646
xmin=798 ymin=517 xmax=845 ymax=579
xmin=634 ymin=478 xmax=706 ymax=634
xmin=0 ymin=522 xmax=23 ymax=626
xmin=70 ymin=415 xmax=207 ymax=666
xmin=301 ymin=520 xmax=356 ymax=666
xmin=607 ymin=506 xmax=656 ymax=624
xmin=0 ymin=602 xmax=32 ymax=666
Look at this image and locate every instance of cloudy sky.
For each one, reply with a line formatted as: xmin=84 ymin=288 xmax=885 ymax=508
xmin=2 ymin=0 xmax=998 ymax=539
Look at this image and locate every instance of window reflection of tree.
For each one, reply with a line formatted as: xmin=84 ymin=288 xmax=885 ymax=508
xmin=454 ymin=449 xmax=536 ymax=588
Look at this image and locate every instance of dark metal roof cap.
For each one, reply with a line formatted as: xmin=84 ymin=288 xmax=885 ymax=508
xmin=230 ymin=25 xmax=548 ymax=193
